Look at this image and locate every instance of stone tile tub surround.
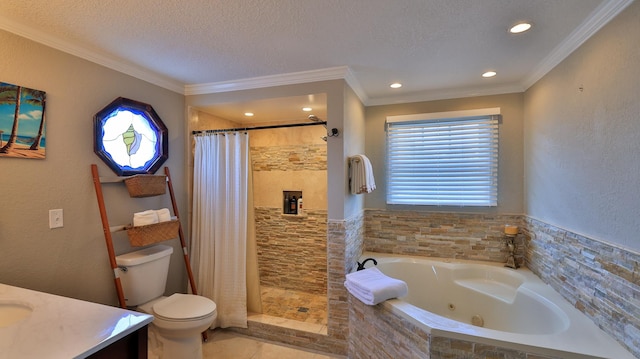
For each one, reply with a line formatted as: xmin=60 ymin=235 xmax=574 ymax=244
xmin=349 ymin=293 xmax=565 ymax=359
xmin=352 ymin=253 xmax=633 ymax=359
xmin=524 ymin=217 xmax=640 ymax=358
xmin=361 ymin=209 xmax=639 ymax=358
xmin=364 ymin=209 xmax=526 ymax=264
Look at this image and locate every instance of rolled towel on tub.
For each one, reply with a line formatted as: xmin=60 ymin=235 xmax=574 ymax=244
xmin=344 ymin=267 xmax=408 ymax=305
xmin=133 ymin=210 xmax=159 ymax=227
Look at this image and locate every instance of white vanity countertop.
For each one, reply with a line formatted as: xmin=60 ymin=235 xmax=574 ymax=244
xmin=0 ymin=283 xmax=153 ymax=359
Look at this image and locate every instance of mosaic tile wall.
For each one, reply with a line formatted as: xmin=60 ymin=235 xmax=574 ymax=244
xmin=364 ymin=209 xmax=525 ymax=264
xmin=523 ymin=217 xmax=640 ymax=358
xmin=251 ymin=144 xmax=327 ymax=171
xmin=255 ymin=207 xmax=327 ymax=295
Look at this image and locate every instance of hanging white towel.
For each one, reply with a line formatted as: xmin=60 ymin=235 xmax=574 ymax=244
xmin=344 ymin=267 xmax=408 ymax=305
xmin=133 ymin=210 xmax=159 ymax=227
xmin=350 ymin=154 xmax=376 ymax=194
xmin=156 ymin=208 xmax=172 ymax=222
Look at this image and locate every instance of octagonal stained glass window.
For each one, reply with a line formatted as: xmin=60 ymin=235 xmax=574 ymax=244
xmin=94 ymin=97 xmax=168 ymax=176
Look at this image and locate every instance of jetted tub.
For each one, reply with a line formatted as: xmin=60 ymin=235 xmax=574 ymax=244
xmin=360 ymin=252 xmax=634 ymax=359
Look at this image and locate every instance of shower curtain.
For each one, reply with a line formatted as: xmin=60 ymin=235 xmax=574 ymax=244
xmin=191 ymin=132 xmax=261 ymax=328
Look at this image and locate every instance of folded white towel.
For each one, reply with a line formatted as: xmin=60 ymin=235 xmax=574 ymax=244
xmin=156 ymin=208 xmax=172 ymax=222
xmin=344 ymin=267 xmax=408 ymax=305
xmin=133 ymin=210 xmax=159 ymax=227
xmin=350 ymin=155 xmax=376 ymax=194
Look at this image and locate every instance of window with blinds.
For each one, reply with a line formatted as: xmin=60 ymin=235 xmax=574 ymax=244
xmin=386 ymin=108 xmax=500 ymax=206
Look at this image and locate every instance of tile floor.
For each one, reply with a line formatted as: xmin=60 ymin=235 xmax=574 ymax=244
xmin=202 ymin=329 xmax=344 ymax=359
xmin=259 ymin=286 xmax=327 ymax=326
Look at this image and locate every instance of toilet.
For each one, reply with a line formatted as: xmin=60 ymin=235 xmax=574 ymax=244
xmin=116 ymin=244 xmax=216 ymax=359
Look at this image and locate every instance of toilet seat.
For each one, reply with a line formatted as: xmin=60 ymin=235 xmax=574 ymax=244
xmin=152 ymin=293 xmax=216 ymax=322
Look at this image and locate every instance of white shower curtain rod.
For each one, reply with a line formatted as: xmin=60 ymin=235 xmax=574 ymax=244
xmin=191 ymin=121 xmax=327 ymax=135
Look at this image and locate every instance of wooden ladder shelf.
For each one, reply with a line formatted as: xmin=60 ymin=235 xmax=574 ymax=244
xmin=90 ymin=164 xmax=207 ymax=340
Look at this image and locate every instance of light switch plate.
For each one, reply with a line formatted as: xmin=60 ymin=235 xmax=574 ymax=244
xmin=49 ymin=209 xmax=63 ymax=229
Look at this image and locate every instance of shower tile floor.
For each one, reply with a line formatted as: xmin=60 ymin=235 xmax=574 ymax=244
xmin=259 ymin=286 xmax=327 ymax=326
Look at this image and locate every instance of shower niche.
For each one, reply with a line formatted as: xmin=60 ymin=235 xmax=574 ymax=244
xmin=283 ymin=190 xmax=303 ymax=215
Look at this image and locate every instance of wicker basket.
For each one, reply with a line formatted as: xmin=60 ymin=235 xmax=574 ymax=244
xmin=126 ymin=220 xmax=180 ymax=247
xmin=124 ymin=175 xmax=166 ymax=197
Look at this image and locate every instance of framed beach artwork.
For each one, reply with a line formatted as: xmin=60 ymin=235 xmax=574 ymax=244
xmin=0 ymin=81 xmax=47 ymax=159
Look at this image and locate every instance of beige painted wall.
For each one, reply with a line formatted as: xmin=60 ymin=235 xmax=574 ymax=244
xmin=0 ymin=30 xmax=187 ymax=305
xmin=524 ymin=1 xmax=640 ymax=251
xmin=343 ymin=84 xmax=366 ymax=219
xmin=364 ymin=93 xmax=524 ymax=214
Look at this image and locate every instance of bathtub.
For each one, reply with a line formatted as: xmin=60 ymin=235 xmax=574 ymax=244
xmin=360 ymin=252 xmax=634 ymax=359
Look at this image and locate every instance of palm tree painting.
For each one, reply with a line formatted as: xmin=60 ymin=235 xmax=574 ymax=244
xmin=0 ymin=81 xmax=46 ymax=159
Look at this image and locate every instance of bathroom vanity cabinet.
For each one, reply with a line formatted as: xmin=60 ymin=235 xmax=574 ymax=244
xmin=0 ymin=283 xmax=152 ymax=359
xmin=86 ymin=325 xmax=148 ymax=359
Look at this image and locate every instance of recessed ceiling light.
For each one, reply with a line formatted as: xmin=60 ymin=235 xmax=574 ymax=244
xmin=509 ymin=22 xmax=532 ymax=34
xmin=244 ymin=112 xmax=254 ymax=117
xmin=390 ymin=83 xmax=402 ymax=89
xmin=302 ymin=107 xmax=312 ymax=112
xmin=482 ymin=71 xmax=497 ymax=78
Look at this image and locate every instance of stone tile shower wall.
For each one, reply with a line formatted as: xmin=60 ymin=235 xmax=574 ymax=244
xmin=364 ymin=209 xmax=524 ymax=264
xmin=228 ymin=211 xmax=362 ymax=355
xmin=254 ymin=207 xmax=327 ymax=294
xmin=524 ymin=217 xmax=640 ymax=357
xmin=251 ymin=144 xmax=327 ymax=171
xmin=251 ymin=144 xmax=327 ymax=295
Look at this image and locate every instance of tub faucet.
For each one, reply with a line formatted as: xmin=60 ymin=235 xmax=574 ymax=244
xmin=357 ymin=257 xmax=378 ymax=271
xmin=505 ymin=236 xmax=519 ymax=269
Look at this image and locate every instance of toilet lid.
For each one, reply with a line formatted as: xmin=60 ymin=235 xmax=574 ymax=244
xmin=153 ymin=293 xmax=216 ymax=321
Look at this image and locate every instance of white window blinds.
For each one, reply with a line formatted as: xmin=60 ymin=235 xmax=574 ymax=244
xmin=386 ymin=108 xmax=500 ymax=206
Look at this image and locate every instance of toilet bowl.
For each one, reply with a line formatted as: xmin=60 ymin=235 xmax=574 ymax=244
xmin=139 ymin=293 xmax=217 ymax=359
xmin=115 ymin=245 xmax=217 ymax=359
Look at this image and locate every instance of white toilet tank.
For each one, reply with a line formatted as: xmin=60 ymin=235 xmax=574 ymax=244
xmin=115 ymin=244 xmax=173 ymax=307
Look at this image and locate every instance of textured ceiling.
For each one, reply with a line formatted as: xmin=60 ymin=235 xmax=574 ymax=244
xmin=0 ymin=0 xmax=632 ymax=110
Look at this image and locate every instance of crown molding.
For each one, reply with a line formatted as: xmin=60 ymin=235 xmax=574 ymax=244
xmin=365 ymin=83 xmax=525 ymax=107
xmin=184 ymin=66 xmax=357 ymax=96
xmin=342 ymin=67 xmax=369 ymax=104
xmin=0 ymin=14 xmax=184 ymax=93
xmin=521 ymin=0 xmax=634 ymax=90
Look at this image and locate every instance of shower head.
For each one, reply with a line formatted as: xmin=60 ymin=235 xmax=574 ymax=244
xmin=308 ymin=114 xmax=327 ymax=131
